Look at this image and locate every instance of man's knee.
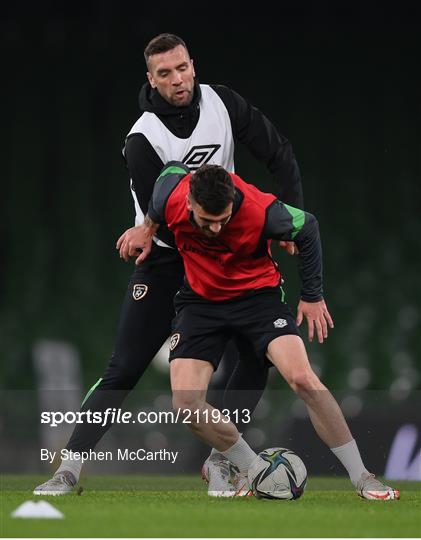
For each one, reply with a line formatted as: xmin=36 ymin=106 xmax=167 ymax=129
xmin=287 ymin=368 xmax=322 ymax=394
xmin=172 ymin=392 xmax=206 ymax=420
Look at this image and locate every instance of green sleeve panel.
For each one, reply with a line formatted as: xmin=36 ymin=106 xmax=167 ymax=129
xmin=157 ymin=164 xmax=190 ymax=181
xmin=263 ymin=200 xmax=323 ymax=302
xmin=283 ymin=203 xmax=306 ymax=239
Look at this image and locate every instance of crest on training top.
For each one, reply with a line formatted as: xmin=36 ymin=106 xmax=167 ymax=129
xmin=133 ymin=284 xmax=148 ymax=301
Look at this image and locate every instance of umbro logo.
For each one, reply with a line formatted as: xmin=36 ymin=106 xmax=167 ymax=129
xmin=183 ymin=144 xmax=221 ymax=170
xmin=273 ymin=318 xmax=287 ymax=328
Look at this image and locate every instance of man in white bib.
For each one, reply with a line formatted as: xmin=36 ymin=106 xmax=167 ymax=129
xmin=34 ymin=33 xmax=303 ymax=497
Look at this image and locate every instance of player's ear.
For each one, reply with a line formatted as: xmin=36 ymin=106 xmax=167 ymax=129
xmin=186 ymin=194 xmax=193 ymax=210
xmin=147 ymin=71 xmax=156 ymax=88
xmin=191 ymin=59 xmax=195 ymax=78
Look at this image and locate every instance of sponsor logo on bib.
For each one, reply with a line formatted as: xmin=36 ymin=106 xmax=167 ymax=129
xmin=183 ymin=144 xmax=221 ymax=170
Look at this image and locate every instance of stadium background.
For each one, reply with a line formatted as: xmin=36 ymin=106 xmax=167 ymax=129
xmin=1 ymin=3 xmax=420 ymax=479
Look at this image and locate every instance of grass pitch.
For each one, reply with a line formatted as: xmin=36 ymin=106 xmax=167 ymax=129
xmin=1 ymin=475 xmax=420 ymax=537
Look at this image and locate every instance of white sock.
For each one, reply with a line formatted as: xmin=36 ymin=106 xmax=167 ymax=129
xmin=56 ymin=454 xmax=83 ymax=482
xmin=330 ymin=439 xmax=369 ymax=486
xmin=221 ymin=437 xmax=257 ymax=473
xmin=210 ymin=432 xmax=243 ymax=459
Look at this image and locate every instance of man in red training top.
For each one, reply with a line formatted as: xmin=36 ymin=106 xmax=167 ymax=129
xmin=117 ymin=161 xmax=399 ymax=500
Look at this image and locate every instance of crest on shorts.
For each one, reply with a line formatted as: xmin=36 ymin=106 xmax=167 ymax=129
xmin=170 ymin=333 xmax=180 ymax=350
xmin=133 ymin=284 xmax=148 ymax=301
xmin=273 ymin=318 xmax=287 ymax=328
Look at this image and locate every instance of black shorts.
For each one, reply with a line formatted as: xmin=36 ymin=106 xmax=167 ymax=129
xmin=169 ymin=286 xmax=300 ymax=369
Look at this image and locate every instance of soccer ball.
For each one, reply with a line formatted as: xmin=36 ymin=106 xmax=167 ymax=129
xmin=248 ymin=447 xmax=307 ymax=500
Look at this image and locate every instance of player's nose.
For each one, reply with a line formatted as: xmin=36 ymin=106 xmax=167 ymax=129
xmin=171 ymin=72 xmax=183 ymax=85
xmin=209 ymin=223 xmax=222 ymax=233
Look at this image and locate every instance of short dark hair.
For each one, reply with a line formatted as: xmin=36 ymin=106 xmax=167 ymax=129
xmin=189 ymin=165 xmax=235 ymax=215
xmin=144 ymin=33 xmax=189 ymax=68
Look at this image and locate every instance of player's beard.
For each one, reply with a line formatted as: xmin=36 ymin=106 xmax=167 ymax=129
xmin=170 ymin=89 xmax=193 ymax=106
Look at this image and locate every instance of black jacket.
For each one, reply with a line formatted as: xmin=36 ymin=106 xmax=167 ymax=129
xmin=124 ymin=81 xmax=304 ymax=219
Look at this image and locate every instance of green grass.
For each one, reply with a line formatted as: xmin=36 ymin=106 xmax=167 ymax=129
xmin=1 ymin=475 xmax=420 ymax=537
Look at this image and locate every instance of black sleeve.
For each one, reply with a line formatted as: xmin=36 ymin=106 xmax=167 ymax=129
xmin=124 ymin=133 xmax=164 ymax=215
xmin=211 ymin=85 xmax=304 ymax=209
xmin=264 ymin=201 xmax=323 ymax=302
xmin=148 ymin=161 xmax=190 ymax=223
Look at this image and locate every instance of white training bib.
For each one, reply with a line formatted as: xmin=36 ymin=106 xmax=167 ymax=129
xmin=127 ymin=85 xmax=235 ymax=247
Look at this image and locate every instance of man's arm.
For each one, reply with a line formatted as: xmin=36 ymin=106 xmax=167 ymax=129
xmin=147 ymin=161 xmax=190 ymax=223
xmin=264 ymin=200 xmax=322 ymax=301
xmin=124 ymin=134 xmax=164 ymax=216
xmin=263 ymin=201 xmax=334 ymax=343
xmin=117 ymin=161 xmax=189 ymax=265
xmin=211 ymin=85 xmax=304 ymax=209
xmin=116 ymin=214 xmax=160 ymax=265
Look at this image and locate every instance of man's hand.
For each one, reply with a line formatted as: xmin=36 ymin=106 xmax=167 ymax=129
xmin=116 ymin=224 xmax=155 ymax=265
xmin=279 ymin=241 xmax=298 ymax=255
xmin=296 ymin=299 xmax=334 ymax=344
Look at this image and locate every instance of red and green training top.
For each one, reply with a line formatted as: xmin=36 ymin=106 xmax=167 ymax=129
xmin=148 ymin=161 xmax=323 ymax=302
